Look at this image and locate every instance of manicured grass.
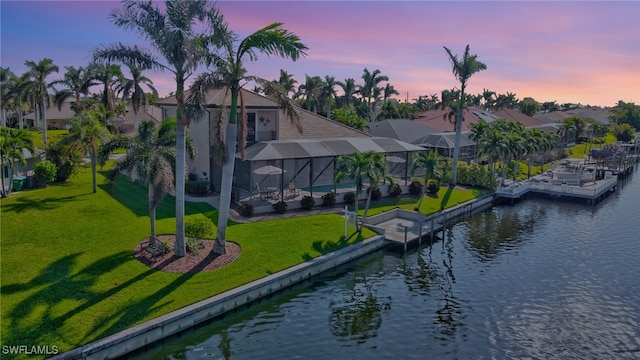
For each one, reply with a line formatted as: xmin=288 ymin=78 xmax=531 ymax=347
xmin=0 ymin=165 xmax=374 ymax=357
xmin=362 ymin=185 xmax=487 ymax=217
xmin=568 ymin=133 xmax=617 ymax=159
xmin=24 ymin=129 xmax=68 ymax=147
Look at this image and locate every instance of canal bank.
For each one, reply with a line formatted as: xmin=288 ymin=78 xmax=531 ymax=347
xmin=53 ymin=195 xmax=495 ymax=359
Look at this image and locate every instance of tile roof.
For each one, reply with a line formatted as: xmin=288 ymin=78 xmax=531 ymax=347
xmin=413 ymin=108 xmax=499 ymax=132
xmin=492 ymin=108 xmax=545 ymax=127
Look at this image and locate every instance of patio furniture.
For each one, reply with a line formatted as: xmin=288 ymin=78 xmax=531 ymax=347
xmin=257 ymin=183 xmax=278 ymax=199
xmin=287 ymin=182 xmax=300 ymax=197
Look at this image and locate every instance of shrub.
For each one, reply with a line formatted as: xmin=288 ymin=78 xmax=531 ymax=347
xmin=388 ymin=184 xmax=402 ymax=197
xmin=161 ymin=239 xmax=174 ymax=254
xmin=272 ymin=200 xmax=288 ymax=214
xmin=426 ymin=179 xmax=439 ymax=194
xmin=300 ymin=195 xmax=315 ymax=210
xmin=322 ymin=192 xmax=336 ymax=207
xmin=34 ymin=161 xmax=57 ymax=185
xmin=185 ymin=215 xmax=214 ymax=240
xmin=409 ymin=180 xmax=423 ymax=195
xmin=185 ymin=180 xmax=208 ymax=195
xmin=186 ymin=237 xmax=201 ymax=253
xmin=238 ymin=203 xmax=254 ymax=217
xmin=343 ymin=191 xmax=356 ymax=204
xmin=368 ymin=187 xmax=382 ymax=201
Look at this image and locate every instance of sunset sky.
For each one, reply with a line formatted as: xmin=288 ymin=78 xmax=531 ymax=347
xmin=2 ymin=1 xmax=639 ymax=108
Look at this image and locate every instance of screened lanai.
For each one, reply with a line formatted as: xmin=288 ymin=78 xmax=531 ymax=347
xmin=417 ymin=132 xmax=476 ymax=162
xmin=232 ymin=137 xmax=425 ymax=202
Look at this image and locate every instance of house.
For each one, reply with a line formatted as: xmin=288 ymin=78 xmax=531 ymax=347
xmin=24 ymin=101 xmax=160 ymax=133
xmin=413 ymin=107 xmax=500 ymax=132
xmin=492 ymin=108 xmax=546 ymax=127
xmin=156 ymin=88 xmax=424 ymax=205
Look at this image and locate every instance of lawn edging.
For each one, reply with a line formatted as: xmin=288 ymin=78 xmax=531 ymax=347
xmin=52 ymin=235 xmax=386 ymax=360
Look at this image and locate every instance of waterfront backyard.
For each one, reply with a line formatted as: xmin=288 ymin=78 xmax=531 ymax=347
xmin=0 ymin=162 xmax=480 ymax=357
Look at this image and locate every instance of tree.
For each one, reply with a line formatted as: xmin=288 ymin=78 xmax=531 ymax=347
xmin=24 ymin=58 xmax=59 ymax=150
xmin=296 ymin=74 xmax=322 ymax=113
xmin=334 ymin=151 xmax=392 ymax=233
xmin=331 ymin=108 xmax=368 ymax=132
xmin=51 ymin=65 xmax=98 ymax=116
xmin=119 ymin=62 xmax=157 ymax=131
xmin=93 ymin=63 xmax=124 ymax=113
xmin=188 ymin=22 xmax=307 ymax=255
xmin=443 ymin=44 xmax=487 ymax=186
xmin=64 ymin=111 xmax=112 ymax=193
xmin=359 ymin=68 xmax=388 ymax=122
xmin=609 ymin=100 xmax=640 ymax=131
xmin=0 ymin=67 xmax=15 ymax=127
xmin=0 ymin=127 xmax=35 ymax=197
xmin=319 ymin=75 xmax=338 ymax=118
xmin=611 ymin=123 xmax=635 ymax=142
xmin=96 ymin=0 xmax=227 ymax=257
xmin=274 ymin=69 xmax=297 ymax=98
xmin=99 ymin=119 xmax=194 ymax=239
xmin=518 ymin=97 xmax=540 ymax=117
xmin=3 ymin=71 xmax=31 ymax=129
xmin=410 ymin=150 xmax=441 ymax=211
xmin=336 ymin=78 xmax=359 ymax=109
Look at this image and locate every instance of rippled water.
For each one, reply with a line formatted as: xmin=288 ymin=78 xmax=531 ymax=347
xmin=131 ymin=172 xmax=640 ymax=360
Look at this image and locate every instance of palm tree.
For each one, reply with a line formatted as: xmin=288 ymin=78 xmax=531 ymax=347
xmin=336 ymin=78 xmax=359 ymax=109
xmin=334 ymin=151 xmax=392 ymax=233
xmin=51 ymin=65 xmax=98 ymax=116
xmin=320 ymin=75 xmax=338 ymax=118
xmin=0 ymin=127 xmax=35 ymax=197
xmin=64 ymin=110 xmax=112 ymax=193
xmin=119 ymin=62 xmax=157 ymax=131
xmin=95 ymin=0 xmax=226 ymax=257
xmin=0 ymin=67 xmax=15 ymax=127
xmin=98 ymin=119 xmax=194 ymax=239
xmin=188 ymin=22 xmax=307 ymax=255
xmin=382 ymin=83 xmax=399 ymax=102
xmin=359 ymin=68 xmax=388 ymax=123
xmin=296 ymin=74 xmax=322 ymax=113
xmin=24 ymin=58 xmax=59 ymax=150
xmin=410 ymin=150 xmax=441 ymax=211
xmin=275 ymin=69 xmax=297 ymax=98
xmin=93 ymin=63 xmax=124 ymax=113
xmin=443 ymin=45 xmax=487 ymax=186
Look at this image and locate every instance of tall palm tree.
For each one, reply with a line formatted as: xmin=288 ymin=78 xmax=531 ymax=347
xmin=98 ymin=119 xmax=194 ymax=239
xmin=334 ymin=151 xmax=392 ymax=232
xmin=0 ymin=127 xmax=35 ymax=197
xmin=296 ymin=74 xmax=322 ymax=113
xmin=336 ymin=78 xmax=359 ymax=109
xmin=51 ymin=65 xmax=98 ymax=116
xmin=119 ymin=62 xmax=157 ymax=131
xmin=410 ymin=150 xmax=441 ymax=211
xmin=443 ymin=45 xmax=487 ymax=186
xmin=0 ymin=67 xmax=15 ymax=127
xmin=382 ymin=83 xmax=399 ymax=102
xmin=95 ymin=0 xmax=226 ymax=257
xmin=359 ymin=68 xmax=388 ymax=122
xmin=24 ymin=58 xmax=59 ymax=150
xmin=275 ymin=69 xmax=297 ymax=98
xmin=320 ymin=75 xmax=338 ymax=118
xmin=93 ymin=63 xmax=124 ymax=113
xmin=188 ymin=22 xmax=307 ymax=255
xmin=64 ymin=110 xmax=112 ymax=193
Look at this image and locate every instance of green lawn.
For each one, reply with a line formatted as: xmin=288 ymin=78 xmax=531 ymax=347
xmin=0 ymin=166 xmax=374 ymax=357
xmin=24 ymin=129 xmax=68 ymax=147
xmin=361 ymin=186 xmax=487 ymax=217
xmin=568 ymin=133 xmax=617 ymax=159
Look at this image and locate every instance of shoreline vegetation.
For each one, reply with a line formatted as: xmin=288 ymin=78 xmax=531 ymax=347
xmin=1 ymin=159 xmax=481 ymax=357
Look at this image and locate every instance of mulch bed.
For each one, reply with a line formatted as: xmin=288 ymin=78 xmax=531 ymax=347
xmin=134 ymin=235 xmax=241 ymax=274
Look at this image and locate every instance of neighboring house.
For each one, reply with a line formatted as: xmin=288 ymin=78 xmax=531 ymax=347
xmin=156 ymin=88 xmax=424 ymax=199
xmin=370 ymin=119 xmax=476 ymax=161
xmin=492 ymin=108 xmax=546 ymax=127
xmin=534 ymin=107 xmax=611 ymax=125
xmin=413 ymin=107 xmax=499 ymax=132
xmin=24 ymin=101 xmax=160 ymax=133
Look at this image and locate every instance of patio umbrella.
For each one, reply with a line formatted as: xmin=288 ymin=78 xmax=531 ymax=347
xmin=253 ymin=165 xmax=286 ymax=175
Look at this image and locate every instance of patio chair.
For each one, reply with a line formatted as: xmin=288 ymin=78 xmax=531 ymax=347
xmin=287 ymin=182 xmax=300 ymax=197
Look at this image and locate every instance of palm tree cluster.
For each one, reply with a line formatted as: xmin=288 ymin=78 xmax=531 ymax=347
xmin=470 ymin=119 xmax=558 ymax=184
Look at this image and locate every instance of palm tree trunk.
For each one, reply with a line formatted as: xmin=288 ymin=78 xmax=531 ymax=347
xmin=175 ymin=121 xmax=186 ymax=257
xmin=1 ymin=108 xmax=6 ymax=127
xmin=18 ymin=110 xmax=24 ymax=130
xmin=134 ymin=110 xmax=139 ymax=131
xmin=362 ymin=190 xmax=372 ymax=226
xmin=215 ymin=91 xmax=240 ymax=255
xmin=91 ymin=146 xmax=97 ymax=193
xmin=40 ymin=100 xmax=47 ymax=157
xmin=354 ymin=196 xmax=360 ymax=233
xmin=149 ymin=183 xmax=157 ymax=239
xmin=450 ymin=108 xmax=463 ymax=185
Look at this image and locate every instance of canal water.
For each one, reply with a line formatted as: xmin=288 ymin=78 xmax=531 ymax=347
xmin=131 ymin=173 xmax=639 ymax=360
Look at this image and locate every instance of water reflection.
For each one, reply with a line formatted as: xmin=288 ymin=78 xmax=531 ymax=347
xmin=463 ymin=205 xmax=545 ymax=261
xmin=329 ymin=276 xmax=391 ymax=343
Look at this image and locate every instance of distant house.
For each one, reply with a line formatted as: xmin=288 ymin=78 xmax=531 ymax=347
xmin=413 ymin=107 xmax=499 ymax=132
xmin=534 ymin=107 xmax=611 ymax=125
xmin=492 ymin=108 xmax=546 ymax=127
xmin=24 ymin=101 xmax=160 ymax=133
xmin=156 ymin=88 xmax=424 ymax=200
